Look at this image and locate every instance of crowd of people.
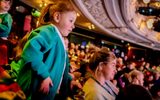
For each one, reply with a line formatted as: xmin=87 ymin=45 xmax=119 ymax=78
xmin=0 ymin=0 xmax=160 ymax=100
xmin=67 ymin=42 xmax=160 ymax=100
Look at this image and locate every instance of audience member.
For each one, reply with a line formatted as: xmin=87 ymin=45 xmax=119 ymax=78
xmin=83 ymin=47 xmax=118 ymax=100
xmin=116 ymin=84 xmax=152 ymax=100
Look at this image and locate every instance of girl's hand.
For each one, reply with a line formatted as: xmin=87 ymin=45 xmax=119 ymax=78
xmin=39 ymin=77 xmax=53 ymax=94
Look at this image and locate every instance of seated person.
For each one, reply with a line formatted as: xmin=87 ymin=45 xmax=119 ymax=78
xmin=83 ymin=47 xmax=118 ymax=100
xmin=116 ymin=84 xmax=152 ymax=100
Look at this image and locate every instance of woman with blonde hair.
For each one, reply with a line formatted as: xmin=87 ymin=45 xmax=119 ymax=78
xmin=83 ymin=47 xmax=118 ymax=100
xmin=128 ymin=69 xmax=144 ymax=86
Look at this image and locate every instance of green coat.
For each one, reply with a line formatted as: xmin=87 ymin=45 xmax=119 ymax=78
xmin=0 ymin=13 xmax=12 ymax=37
xmin=17 ymin=24 xmax=71 ymax=100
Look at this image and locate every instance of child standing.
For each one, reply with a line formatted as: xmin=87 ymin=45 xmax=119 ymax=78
xmin=0 ymin=0 xmax=12 ymax=65
xmin=0 ymin=0 xmax=12 ymax=38
xmin=16 ymin=1 xmax=77 ymax=100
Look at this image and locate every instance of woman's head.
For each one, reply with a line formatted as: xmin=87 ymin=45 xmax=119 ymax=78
xmin=0 ymin=0 xmax=12 ymax=12
xmin=89 ymin=47 xmax=117 ymax=80
xmin=129 ymin=70 xmax=144 ymax=86
xmin=38 ymin=1 xmax=77 ymax=37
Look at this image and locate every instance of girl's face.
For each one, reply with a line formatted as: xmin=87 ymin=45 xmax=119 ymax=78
xmin=101 ymin=59 xmax=117 ymax=80
xmin=55 ymin=11 xmax=77 ymax=37
xmin=0 ymin=0 xmax=11 ymax=12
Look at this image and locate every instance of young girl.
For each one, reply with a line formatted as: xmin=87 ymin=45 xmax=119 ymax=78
xmin=0 ymin=0 xmax=12 ymax=66
xmin=16 ymin=1 xmax=77 ymax=99
xmin=0 ymin=0 xmax=12 ymax=38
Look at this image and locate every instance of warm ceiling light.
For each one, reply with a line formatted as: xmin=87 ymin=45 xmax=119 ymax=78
xmin=139 ymin=21 xmax=146 ymax=30
xmin=88 ymin=23 xmax=95 ymax=30
xmin=146 ymin=19 xmax=154 ymax=29
xmin=76 ymin=13 xmax=80 ymax=17
xmin=143 ymin=0 xmax=150 ymax=4
xmin=128 ymin=46 xmax=131 ymax=50
xmin=88 ymin=25 xmax=92 ymax=30
xmin=91 ymin=24 xmax=95 ymax=29
xmin=39 ymin=4 xmax=42 ymax=7
xmin=44 ymin=3 xmax=47 ymax=6
xmin=39 ymin=0 xmax=47 ymax=8
xmin=150 ymin=2 xmax=160 ymax=8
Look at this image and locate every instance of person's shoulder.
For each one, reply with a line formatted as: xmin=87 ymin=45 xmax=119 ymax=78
xmin=5 ymin=13 xmax=11 ymax=16
xmin=83 ymin=78 xmax=99 ymax=92
xmin=31 ymin=24 xmax=58 ymax=41
xmin=0 ymin=13 xmax=11 ymax=18
xmin=2 ymin=13 xmax=12 ymax=18
xmin=36 ymin=24 xmax=57 ymax=33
